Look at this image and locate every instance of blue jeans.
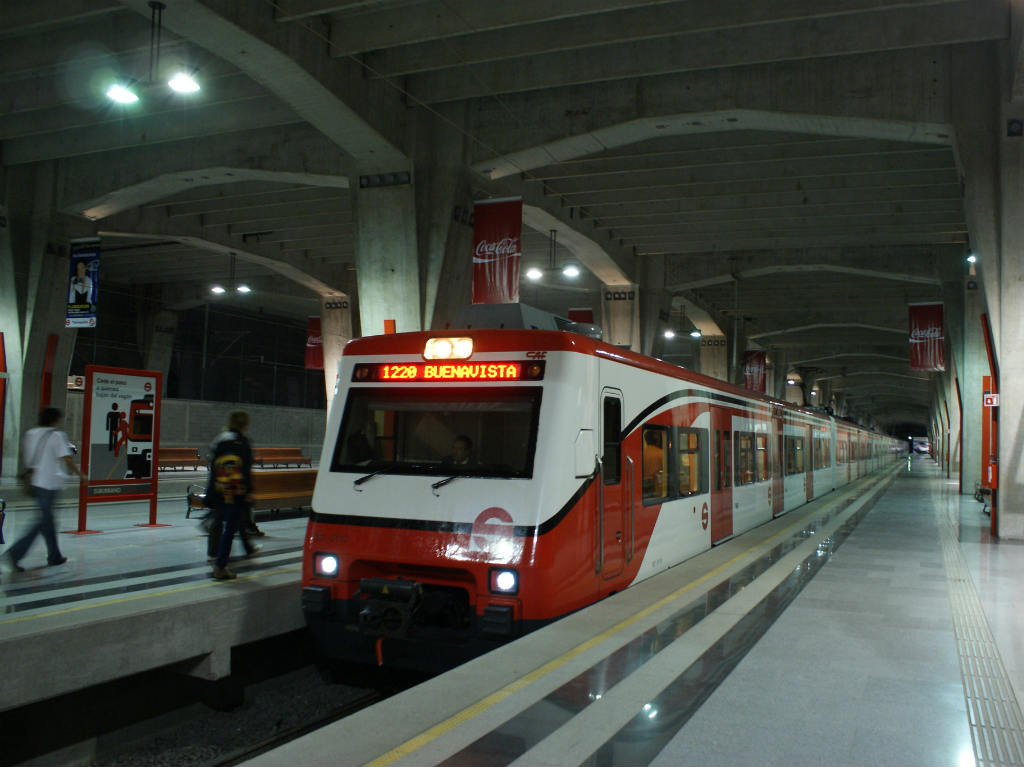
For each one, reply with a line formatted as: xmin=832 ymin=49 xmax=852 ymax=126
xmin=215 ymin=503 xmax=241 ymax=569
xmin=8 ymin=488 xmax=63 ymax=565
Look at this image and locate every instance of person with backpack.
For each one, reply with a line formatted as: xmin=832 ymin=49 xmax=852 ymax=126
xmin=2 ymin=408 xmax=85 ymax=574
xmin=204 ymin=410 xmax=260 ymax=580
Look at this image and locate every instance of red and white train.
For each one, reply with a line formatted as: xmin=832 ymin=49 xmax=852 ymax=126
xmin=302 ymin=328 xmax=900 ymax=669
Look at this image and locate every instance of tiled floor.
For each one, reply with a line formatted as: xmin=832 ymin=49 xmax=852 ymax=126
xmin=653 ymin=456 xmax=1023 ymax=767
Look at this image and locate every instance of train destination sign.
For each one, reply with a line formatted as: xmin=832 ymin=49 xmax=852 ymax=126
xmin=353 ymin=360 xmax=545 ymax=383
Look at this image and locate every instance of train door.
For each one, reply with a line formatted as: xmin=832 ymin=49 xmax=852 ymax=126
xmin=804 ymin=424 xmax=814 ymax=501
xmin=126 ymin=395 xmax=155 ymax=478
xmin=709 ymin=406 xmax=733 ymax=542
xmin=600 ymin=389 xmax=626 ymax=579
xmin=771 ymin=410 xmax=785 ymax=516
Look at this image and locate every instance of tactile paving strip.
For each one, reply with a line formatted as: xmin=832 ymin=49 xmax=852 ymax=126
xmin=937 ymin=506 xmax=1024 ymax=766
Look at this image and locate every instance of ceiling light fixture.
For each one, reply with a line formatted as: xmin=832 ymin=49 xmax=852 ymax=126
xmin=526 ymin=267 xmax=543 ymax=281
xmin=663 ymin=329 xmax=676 ymax=339
xmin=966 ymin=253 xmax=977 ymax=264
xmin=106 ymin=83 xmax=139 ymax=103
xmin=562 ymin=264 xmax=580 ymax=278
xmin=168 ymin=71 xmax=200 ymax=93
xmin=236 ymin=284 xmax=251 ymax=294
xmin=690 ymin=329 xmax=702 ymax=338
xmin=210 ymin=285 xmax=226 ymax=295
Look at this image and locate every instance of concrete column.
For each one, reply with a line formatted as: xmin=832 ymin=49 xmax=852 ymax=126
xmin=0 ymin=162 xmax=75 ymax=478
xmin=727 ymin=318 xmax=748 ymax=386
xmin=350 ymin=171 xmax=421 ymax=336
xmin=961 ymin=285 xmax=986 ymax=493
xmin=140 ymin=309 xmax=178 ymax=395
xmin=699 ymin=336 xmax=728 ymax=381
xmin=996 ymin=92 xmax=1024 ymax=539
xmin=412 ymin=104 xmax=475 ymax=331
xmin=602 ymin=285 xmax=641 ymax=351
xmin=769 ymin=348 xmax=788 ymax=400
xmin=639 ymin=255 xmax=670 ymax=357
xmin=321 ymin=295 xmax=353 ymax=413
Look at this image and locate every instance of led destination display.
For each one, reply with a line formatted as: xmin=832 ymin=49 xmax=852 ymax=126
xmin=353 ymin=360 xmax=545 ymax=383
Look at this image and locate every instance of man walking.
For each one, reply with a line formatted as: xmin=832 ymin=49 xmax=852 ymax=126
xmin=3 ymin=408 xmax=85 ymax=573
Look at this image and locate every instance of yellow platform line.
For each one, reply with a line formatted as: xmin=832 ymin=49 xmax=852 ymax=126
xmin=365 ymin=471 xmax=896 ymax=767
xmin=0 ymin=564 xmax=301 ymax=627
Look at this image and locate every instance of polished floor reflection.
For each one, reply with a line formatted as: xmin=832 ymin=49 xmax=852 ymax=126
xmin=652 ymin=456 xmax=1023 ymax=767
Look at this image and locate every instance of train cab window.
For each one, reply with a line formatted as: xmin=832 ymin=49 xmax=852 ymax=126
xmin=676 ymin=427 xmax=707 ymax=497
xmin=331 ymin=386 xmax=542 ymax=478
xmin=642 ymin=426 xmax=669 ymax=501
xmin=785 ymin=435 xmax=805 ymax=475
xmin=734 ymin=431 xmax=755 ymax=486
xmin=714 ymin=430 xmax=732 ymax=491
xmin=602 ymin=396 xmax=622 ymax=485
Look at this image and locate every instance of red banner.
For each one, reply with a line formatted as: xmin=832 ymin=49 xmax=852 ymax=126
xmin=742 ymin=350 xmax=766 ymax=393
xmin=305 ymin=316 xmax=324 ymax=370
xmin=908 ymin=303 xmax=945 ymax=371
xmin=472 ymin=199 xmax=522 ymax=304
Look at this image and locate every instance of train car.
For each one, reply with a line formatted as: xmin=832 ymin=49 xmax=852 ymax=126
xmin=302 ymin=329 xmax=899 ymax=670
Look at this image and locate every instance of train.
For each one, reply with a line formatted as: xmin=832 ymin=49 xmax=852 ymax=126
xmin=301 ymin=325 xmax=901 ymax=670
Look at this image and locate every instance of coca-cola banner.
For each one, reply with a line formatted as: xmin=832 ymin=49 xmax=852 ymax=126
xmin=743 ymin=350 xmax=766 ymax=393
xmin=908 ymin=303 xmax=945 ymax=371
xmin=472 ymin=198 xmax=522 ymax=304
xmin=305 ymin=316 xmax=323 ymax=370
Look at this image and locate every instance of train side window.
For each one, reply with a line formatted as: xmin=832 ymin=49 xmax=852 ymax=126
xmin=755 ymin=434 xmax=769 ymax=481
xmin=785 ymin=435 xmax=805 ymax=475
xmin=734 ymin=431 xmax=755 ymax=486
xmin=676 ymin=427 xmax=707 ymax=497
xmin=602 ymin=396 xmax=622 ymax=485
xmin=642 ymin=425 xmax=669 ymax=501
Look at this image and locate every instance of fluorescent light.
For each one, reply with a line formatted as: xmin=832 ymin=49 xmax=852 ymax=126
xmin=168 ymin=72 xmax=200 ymax=93
xmin=562 ymin=264 xmax=580 ymax=278
xmin=106 ymin=83 xmax=139 ymax=104
xmin=210 ymin=285 xmax=226 ymax=294
xmin=663 ymin=329 xmax=676 ymax=339
xmin=236 ymin=284 xmax=252 ymax=294
xmin=526 ymin=267 xmax=543 ymax=281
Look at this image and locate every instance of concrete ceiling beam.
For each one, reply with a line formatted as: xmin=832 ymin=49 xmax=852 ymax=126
xmin=587 ymin=189 xmax=964 ymax=221
xmin=644 ymin=231 xmax=966 ymax=255
xmin=540 ymin=149 xmax=955 ymax=195
xmin=225 ymin=225 xmax=353 ymax=244
xmin=748 ymin=323 xmax=907 ymax=341
xmin=199 ymin=205 xmax=352 ymax=229
xmin=412 ymin=0 xmax=1004 ymax=103
xmin=789 ymin=352 xmax=910 ymax=367
xmin=0 ymin=0 xmax=121 ymax=39
xmin=2 ymin=97 xmax=302 ymax=165
xmin=363 ymin=0 xmax=966 ymax=78
xmin=323 ymin=0 xmax=685 ymax=54
xmin=164 ymin=187 xmax=348 ymax=218
xmin=0 ymin=72 xmax=272 ymax=142
xmin=59 ymin=124 xmax=350 ymax=219
xmin=605 ymin=210 xmax=964 ymax=235
xmin=567 ymin=168 xmax=959 ymax=207
xmin=116 ymin=0 xmax=407 ymax=169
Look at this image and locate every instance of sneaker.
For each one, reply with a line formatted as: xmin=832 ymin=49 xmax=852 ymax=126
xmin=47 ymin=556 xmax=68 ymax=567
xmin=211 ymin=566 xmax=236 ymax=580
xmin=251 ymin=527 xmax=266 ymax=537
xmin=245 ymin=544 xmax=263 ymax=558
xmin=207 ymin=556 xmax=216 ymax=563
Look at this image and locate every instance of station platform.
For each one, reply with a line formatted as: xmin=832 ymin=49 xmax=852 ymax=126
xmin=0 ymin=470 xmax=309 ymax=713
xmin=244 ymin=457 xmax=1024 ymax=767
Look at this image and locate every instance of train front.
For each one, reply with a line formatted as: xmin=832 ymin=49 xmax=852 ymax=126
xmin=301 ymin=331 xmax=561 ymax=670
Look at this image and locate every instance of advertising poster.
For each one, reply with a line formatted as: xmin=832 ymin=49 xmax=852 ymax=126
xmin=86 ymin=370 xmax=158 ymax=488
xmin=908 ymin=302 xmax=945 ymax=371
xmin=472 ymin=198 xmax=522 ymax=305
xmin=67 ymin=240 xmax=100 ymax=328
xmin=305 ymin=316 xmax=324 ymax=370
xmin=743 ymin=350 xmax=767 ymax=393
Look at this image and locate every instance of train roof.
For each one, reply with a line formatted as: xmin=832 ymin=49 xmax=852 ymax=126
xmin=343 ymin=329 xmax=891 ymax=438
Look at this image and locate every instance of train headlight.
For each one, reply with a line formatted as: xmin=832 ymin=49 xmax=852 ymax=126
xmin=424 ymin=337 xmax=473 ymax=360
xmin=314 ymin=553 xmax=339 ymax=577
xmin=489 ymin=568 xmax=519 ymax=595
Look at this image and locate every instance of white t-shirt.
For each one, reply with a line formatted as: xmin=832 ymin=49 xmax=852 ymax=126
xmin=23 ymin=427 xmax=72 ymax=491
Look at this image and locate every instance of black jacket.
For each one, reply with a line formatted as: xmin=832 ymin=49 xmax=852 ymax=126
xmin=205 ymin=430 xmax=253 ymax=506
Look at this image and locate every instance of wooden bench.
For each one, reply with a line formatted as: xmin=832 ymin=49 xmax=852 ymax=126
xmin=253 ymin=447 xmax=313 ymax=468
xmin=159 ymin=447 xmax=205 ymax=471
xmin=186 ymin=469 xmax=316 ymax=518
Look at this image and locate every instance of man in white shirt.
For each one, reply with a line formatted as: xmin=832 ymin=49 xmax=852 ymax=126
xmin=2 ymin=407 xmax=86 ymax=573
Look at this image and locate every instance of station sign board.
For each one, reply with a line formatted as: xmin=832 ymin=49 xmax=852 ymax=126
xmin=983 ymin=393 xmax=999 ymax=408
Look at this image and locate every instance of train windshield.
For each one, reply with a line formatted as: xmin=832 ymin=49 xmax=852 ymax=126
xmin=331 ymin=386 xmax=542 ymax=479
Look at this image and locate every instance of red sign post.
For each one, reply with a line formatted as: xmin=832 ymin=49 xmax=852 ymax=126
xmin=75 ymin=365 xmax=164 ymax=533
